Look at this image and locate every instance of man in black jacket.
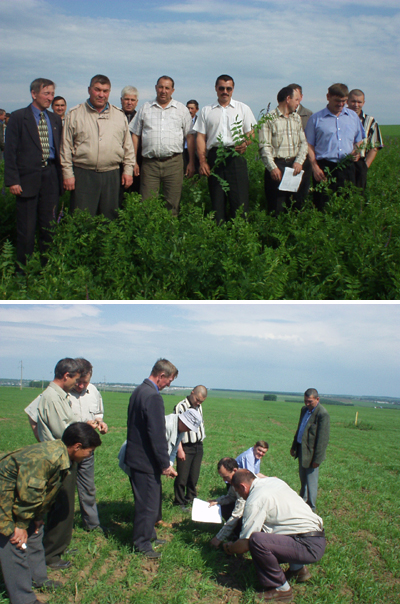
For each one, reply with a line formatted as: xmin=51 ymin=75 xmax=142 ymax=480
xmin=125 ymin=359 xmax=178 ymax=558
xmin=4 ymin=78 xmax=63 ymax=267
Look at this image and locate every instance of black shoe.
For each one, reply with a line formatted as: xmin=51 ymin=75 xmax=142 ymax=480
xmin=47 ymin=559 xmax=72 ymax=570
xmin=143 ymin=550 xmax=161 ymax=559
xmin=86 ymin=525 xmax=112 ymax=535
xmin=179 ymin=505 xmax=190 ymax=512
xmin=153 ymin=538 xmax=166 ymax=546
xmin=65 ymin=548 xmax=78 ymax=555
xmin=33 ymin=579 xmax=62 ymax=590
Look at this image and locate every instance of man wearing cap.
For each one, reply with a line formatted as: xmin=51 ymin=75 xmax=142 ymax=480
xmin=173 ymin=385 xmax=208 ymax=511
xmin=165 ymin=408 xmax=202 ymax=465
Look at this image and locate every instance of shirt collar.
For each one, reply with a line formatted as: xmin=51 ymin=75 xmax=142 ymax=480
xmin=151 ymin=98 xmax=178 ymax=110
xmin=211 ymin=98 xmax=236 ymax=110
xmin=86 ymin=99 xmax=109 ymax=113
xmin=30 ymin=103 xmax=45 ymax=118
xmin=323 ymin=105 xmax=350 ymax=118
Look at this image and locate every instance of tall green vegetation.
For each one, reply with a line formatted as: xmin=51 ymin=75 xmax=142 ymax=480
xmin=1 ymin=137 xmax=399 ymax=300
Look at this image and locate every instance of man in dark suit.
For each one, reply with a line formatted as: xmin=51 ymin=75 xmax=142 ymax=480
xmin=4 ymin=78 xmax=62 ymax=267
xmin=290 ymin=388 xmax=330 ymax=512
xmin=125 ymin=359 xmax=178 ymax=558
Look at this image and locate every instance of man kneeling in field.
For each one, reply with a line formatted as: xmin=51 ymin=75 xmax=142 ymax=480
xmin=0 ymin=423 xmax=101 ymax=604
xmin=223 ymin=469 xmax=326 ymax=602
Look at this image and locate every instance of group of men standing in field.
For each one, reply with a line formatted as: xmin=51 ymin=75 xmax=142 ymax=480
xmin=2 ymin=73 xmax=382 ymax=268
xmin=0 ymin=355 xmax=331 ymax=604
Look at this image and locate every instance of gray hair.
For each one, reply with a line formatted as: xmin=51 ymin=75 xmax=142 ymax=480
xmin=121 ymin=86 xmax=139 ymax=98
xmin=151 ymin=358 xmax=178 ymax=378
xmin=304 ymin=388 xmax=319 ymax=398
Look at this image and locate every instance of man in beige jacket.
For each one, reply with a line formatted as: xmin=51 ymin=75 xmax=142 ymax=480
xmin=61 ymin=74 xmax=135 ymax=219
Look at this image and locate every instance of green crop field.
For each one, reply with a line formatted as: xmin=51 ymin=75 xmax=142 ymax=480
xmin=380 ymin=125 xmax=400 ymax=137
xmin=0 ymin=386 xmax=399 ymax=604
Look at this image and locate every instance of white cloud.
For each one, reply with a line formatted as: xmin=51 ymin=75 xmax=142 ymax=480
xmin=0 ymin=0 xmax=399 ymax=123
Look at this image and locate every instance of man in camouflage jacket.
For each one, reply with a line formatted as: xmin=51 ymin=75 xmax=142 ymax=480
xmin=0 ymin=423 xmax=101 ymax=604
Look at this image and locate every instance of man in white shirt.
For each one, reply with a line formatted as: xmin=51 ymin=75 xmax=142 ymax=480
xmin=224 ymin=470 xmax=326 ymax=602
xmin=195 ymin=74 xmax=256 ymax=223
xmin=130 ymin=75 xmax=195 ymax=216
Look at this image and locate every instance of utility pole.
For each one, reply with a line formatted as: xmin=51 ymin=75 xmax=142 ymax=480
xmin=19 ymin=360 xmax=23 ymax=390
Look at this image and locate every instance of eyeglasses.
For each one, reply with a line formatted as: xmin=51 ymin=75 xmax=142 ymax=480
xmin=218 ymin=86 xmax=233 ymax=92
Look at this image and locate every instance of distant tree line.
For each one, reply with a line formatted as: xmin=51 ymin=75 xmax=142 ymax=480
xmin=29 ymin=380 xmax=49 ymax=388
xmin=263 ymin=394 xmax=277 ymax=401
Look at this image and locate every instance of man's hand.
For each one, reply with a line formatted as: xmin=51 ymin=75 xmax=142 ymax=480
xmin=63 ymin=177 xmax=76 ymax=191
xmin=199 ymin=161 xmax=211 ymax=177
xmin=10 ymin=527 xmax=28 ymax=549
xmin=210 ymin=536 xmax=222 ymax=548
xmin=270 ymin=168 xmax=282 ymax=182
xmin=185 ymin=161 xmax=195 ymax=178
xmin=34 ymin=520 xmax=44 ymax=533
xmin=351 ymin=148 xmax=361 ymax=162
xmin=87 ymin=420 xmax=98 ymax=430
xmin=9 ymin=185 xmax=23 ymax=195
xmin=133 ymin=164 xmax=140 ymax=177
xmin=290 ymin=448 xmax=296 ymax=457
xmin=97 ymin=421 xmax=108 ymax=434
xmin=224 ymin=538 xmax=249 ymax=555
xmin=234 ymin=141 xmax=247 ymax=155
xmin=311 ymin=163 xmax=326 ymax=182
xmin=177 ymin=442 xmax=186 ymax=461
xmin=208 ymin=500 xmax=218 ymax=507
xmin=311 ymin=462 xmax=320 ymax=468
xmin=162 ymin=466 xmax=178 ymax=478
xmin=292 ymin=162 xmax=303 ymax=175
xmin=121 ymin=174 xmax=133 ymax=188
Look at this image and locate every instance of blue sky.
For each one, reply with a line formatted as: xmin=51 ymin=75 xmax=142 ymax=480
xmin=1 ymin=0 xmax=399 ymax=123
xmin=0 ymin=303 xmax=399 ymax=398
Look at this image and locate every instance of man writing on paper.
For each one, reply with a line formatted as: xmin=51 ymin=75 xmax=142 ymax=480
xmin=259 ymin=86 xmax=308 ymax=216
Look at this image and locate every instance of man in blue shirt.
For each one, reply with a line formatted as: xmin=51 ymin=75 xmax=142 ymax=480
xmin=305 ymin=83 xmax=365 ymax=210
xmin=4 ymin=78 xmax=63 ymax=267
xmin=290 ymin=388 xmax=330 ymax=516
xmin=236 ymin=441 xmax=269 ymax=476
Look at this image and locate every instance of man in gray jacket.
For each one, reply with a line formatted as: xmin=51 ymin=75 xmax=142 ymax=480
xmin=290 ymin=388 xmax=330 ymax=512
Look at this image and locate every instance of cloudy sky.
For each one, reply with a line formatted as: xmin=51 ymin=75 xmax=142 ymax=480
xmin=0 ymin=302 xmax=399 ymax=398
xmin=1 ymin=0 xmax=399 ymax=123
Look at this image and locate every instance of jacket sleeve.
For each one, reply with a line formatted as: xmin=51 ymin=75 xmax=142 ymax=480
xmin=60 ymin=113 xmax=76 ymax=180
xmin=313 ymin=408 xmax=330 ymax=465
xmin=13 ymin=459 xmax=53 ymax=530
xmin=4 ymin=113 xmax=21 ymax=187
xmin=146 ymin=394 xmax=170 ymax=471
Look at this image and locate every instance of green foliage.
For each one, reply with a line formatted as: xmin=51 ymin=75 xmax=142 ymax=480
xmin=263 ymin=394 xmax=277 ymax=401
xmin=0 ymin=136 xmax=399 ymax=300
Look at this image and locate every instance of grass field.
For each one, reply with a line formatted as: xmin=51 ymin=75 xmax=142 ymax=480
xmin=380 ymin=125 xmax=400 ymax=137
xmin=1 ymin=386 xmax=399 ymax=604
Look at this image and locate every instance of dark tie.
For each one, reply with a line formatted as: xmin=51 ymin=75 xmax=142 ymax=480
xmin=38 ymin=112 xmax=50 ymax=162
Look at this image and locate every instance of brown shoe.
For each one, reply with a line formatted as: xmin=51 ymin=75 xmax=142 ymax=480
xmin=259 ymin=586 xmax=293 ymax=602
xmin=285 ymin=565 xmax=311 ymax=582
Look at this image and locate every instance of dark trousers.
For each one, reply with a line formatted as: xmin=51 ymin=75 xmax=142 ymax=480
xmin=249 ymin=532 xmax=326 ymax=589
xmin=207 ymin=147 xmax=249 ymax=223
xmin=43 ymin=462 xmax=77 ymax=564
xmin=174 ymin=442 xmax=203 ymax=505
xmin=71 ymin=166 xmax=120 ymax=220
xmin=76 ymin=454 xmax=100 ymax=530
xmin=354 ymin=158 xmax=368 ymax=190
xmin=264 ymin=158 xmax=308 ymax=216
xmin=312 ymin=159 xmax=356 ymax=210
xmin=129 ymin=470 xmax=162 ymax=553
xmin=16 ymin=162 xmax=59 ymax=265
xmin=0 ymin=524 xmax=47 ymax=604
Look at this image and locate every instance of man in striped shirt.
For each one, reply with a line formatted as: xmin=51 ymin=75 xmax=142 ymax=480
xmin=173 ymin=385 xmax=207 ymax=510
xmin=259 ymin=86 xmax=308 ymax=216
xmin=347 ymin=89 xmax=383 ymax=190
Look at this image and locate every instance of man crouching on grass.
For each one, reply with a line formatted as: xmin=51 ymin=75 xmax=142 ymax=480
xmin=0 ymin=423 xmax=101 ymax=604
xmin=223 ymin=469 xmax=326 ymax=602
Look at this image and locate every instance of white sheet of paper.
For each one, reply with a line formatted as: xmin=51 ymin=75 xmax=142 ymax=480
xmin=278 ymin=167 xmax=304 ymax=192
xmin=191 ymin=498 xmax=223 ymax=523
